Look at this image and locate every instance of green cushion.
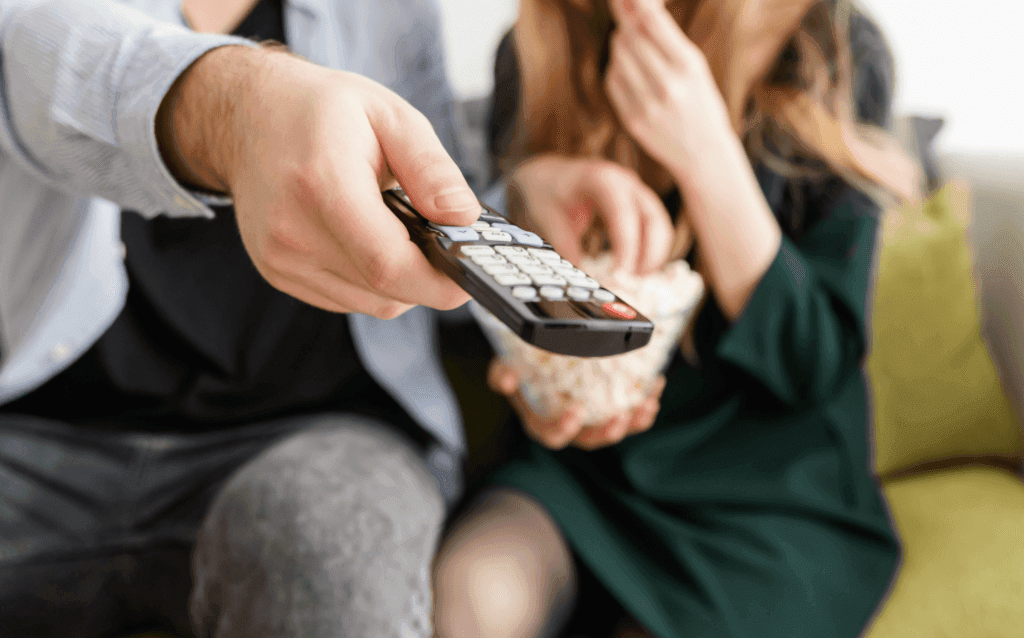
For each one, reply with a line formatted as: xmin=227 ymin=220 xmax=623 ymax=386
xmin=866 ymin=181 xmax=1023 ymax=475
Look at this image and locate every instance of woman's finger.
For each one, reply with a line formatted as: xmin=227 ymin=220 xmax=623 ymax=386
xmin=486 ymin=359 xmax=519 ymax=396
xmin=611 ymin=0 xmax=694 ymax=68
xmin=635 ymin=185 xmax=675 ymax=274
xmin=605 ymin=58 xmax=643 ymax=120
xmin=574 ymin=412 xmax=629 ymax=450
xmin=609 ymin=31 xmax=658 ymax=101
xmin=618 ymin=21 xmax=673 ymax=99
xmin=627 ymin=397 xmax=660 ymax=435
xmin=540 ymin=403 xmax=586 ymax=449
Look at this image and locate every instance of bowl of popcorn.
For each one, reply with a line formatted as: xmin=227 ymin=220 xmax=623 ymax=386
xmin=470 ymin=253 xmax=705 ymax=426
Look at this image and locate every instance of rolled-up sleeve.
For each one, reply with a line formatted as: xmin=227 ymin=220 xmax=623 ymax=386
xmin=714 ymin=189 xmax=880 ymax=407
xmin=0 ymin=0 xmax=258 ymax=218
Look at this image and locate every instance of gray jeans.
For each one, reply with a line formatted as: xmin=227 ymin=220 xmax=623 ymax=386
xmin=0 ymin=412 xmax=446 ymax=638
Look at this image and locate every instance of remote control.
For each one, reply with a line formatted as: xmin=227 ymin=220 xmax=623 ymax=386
xmin=382 ymin=188 xmax=654 ymax=357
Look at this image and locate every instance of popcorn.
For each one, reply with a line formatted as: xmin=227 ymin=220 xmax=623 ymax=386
xmin=472 ymin=253 xmax=706 ymax=426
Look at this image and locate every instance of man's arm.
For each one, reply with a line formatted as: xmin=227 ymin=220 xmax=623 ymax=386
xmin=0 ymin=0 xmax=258 ymax=218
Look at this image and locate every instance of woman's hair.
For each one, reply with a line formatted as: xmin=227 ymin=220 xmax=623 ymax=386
xmin=510 ymin=0 xmax=920 ymax=209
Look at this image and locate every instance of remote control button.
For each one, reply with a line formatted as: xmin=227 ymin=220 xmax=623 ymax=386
xmin=459 ymin=245 xmax=495 ymax=256
xmin=509 ymin=229 xmax=544 ymax=247
xmin=470 ymin=221 xmax=491 ymax=231
xmin=528 ymin=248 xmax=560 ymax=262
xmin=552 ymin=266 xmax=580 ymax=278
xmin=481 ymin=230 xmax=512 ymax=242
xmin=558 ymin=259 xmax=575 ymax=268
xmin=489 ymin=223 xmax=545 ymax=247
xmin=507 ymin=254 xmax=540 ymax=266
xmin=432 ymin=225 xmax=480 ymax=242
xmin=531 ymin=274 xmax=568 ymax=286
xmin=539 ymin=286 xmax=565 ymax=300
xmin=494 ymin=245 xmax=529 ymax=256
xmin=602 ymin=301 xmax=637 ymax=319
xmin=511 ymin=285 xmax=539 ymax=300
xmin=495 ymin=273 xmax=533 ymax=286
xmin=517 ymin=264 xmax=554 ymax=276
xmin=471 ymin=254 xmax=507 ymax=265
xmin=488 ymin=222 xmax=519 ymax=233
xmin=566 ymin=286 xmax=591 ymax=301
xmin=592 ymin=289 xmax=615 ymax=302
xmin=566 ymin=275 xmax=600 ymax=289
xmin=483 ymin=263 xmax=519 ymax=275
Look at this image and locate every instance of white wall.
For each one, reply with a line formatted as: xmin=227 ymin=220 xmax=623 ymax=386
xmin=436 ymin=0 xmax=518 ymax=99
xmin=436 ymin=0 xmax=1022 ymax=156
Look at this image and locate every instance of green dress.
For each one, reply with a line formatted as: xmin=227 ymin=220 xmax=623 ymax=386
xmin=488 ymin=179 xmax=900 ymax=638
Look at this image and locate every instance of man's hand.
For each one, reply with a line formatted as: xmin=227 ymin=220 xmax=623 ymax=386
xmin=508 ymin=154 xmax=675 ymax=276
xmin=157 ymin=46 xmax=478 ymax=318
xmin=488 ymin=359 xmax=665 ymax=451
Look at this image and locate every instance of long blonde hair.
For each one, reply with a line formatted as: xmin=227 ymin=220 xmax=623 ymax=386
xmin=511 ymin=0 xmax=920 ymax=214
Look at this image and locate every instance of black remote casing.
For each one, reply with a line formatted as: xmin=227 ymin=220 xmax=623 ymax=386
xmin=382 ymin=189 xmax=654 ymax=358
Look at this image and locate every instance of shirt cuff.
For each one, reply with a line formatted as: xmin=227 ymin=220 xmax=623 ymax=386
xmin=119 ymin=33 xmax=260 ymax=219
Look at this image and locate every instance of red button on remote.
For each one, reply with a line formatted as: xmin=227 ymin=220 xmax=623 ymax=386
xmin=602 ymin=301 xmax=637 ymax=319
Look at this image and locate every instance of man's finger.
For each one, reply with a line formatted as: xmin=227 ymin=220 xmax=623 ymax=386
xmin=368 ymin=92 xmax=478 ymax=227
xmin=322 ymin=159 xmax=471 ymax=310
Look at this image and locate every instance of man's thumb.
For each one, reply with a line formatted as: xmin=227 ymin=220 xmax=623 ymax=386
xmin=370 ymin=95 xmax=478 ymax=226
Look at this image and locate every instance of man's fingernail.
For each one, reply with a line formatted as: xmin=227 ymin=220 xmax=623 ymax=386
xmin=623 ymin=0 xmax=635 ymax=13
xmin=434 ymin=188 xmax=477 ymax=212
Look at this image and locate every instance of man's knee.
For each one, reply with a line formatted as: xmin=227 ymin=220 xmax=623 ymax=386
xmin=191 ymin=419 xmax=445 ymax=638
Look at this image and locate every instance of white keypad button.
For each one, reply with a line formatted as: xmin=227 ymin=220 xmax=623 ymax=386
xmin=460 ymin=245 xmax=495 ymax=256
xmin=483 ymin=263 xmax=519 ymax=276
xmin=495 ymin=245 xmax=529 ymax=256
xmin=528 ymin=248 xmax=560 ymax=262
xmin=517 ymin=264 xmax=554 ymax=276
xmin=566 ymin=275 xmax=600 ymax=289
xmin=507 ymin=255 xmax=540 ymax=266
xmin=539 ymin=286 xmax=565 ymax=300
xmin=552 ymin=266 xmax=580 ymax=278
xmin=531 ymin=274 xmax=568 ymax=286
xmin=566 ymin=286 xmax=591 ymax=301
xmin=470 ymin=221 xmax=491 ymax=231
xmin=512 ymin=285 xmax=539 ymax=300
xmin=592 ymin=289 xmax=616 ymax=302
xmin=471 ymin=254 xmax=507 ymax=265
xmin=432 ymin=225 xmax=480 ymax=242
xmin=495 ymin=273 xmax=533 ymax=286
xmin=481 ymin=230 xmax=512 ymax=242
xmin=507 ymin=228 xmax=544 ymax=247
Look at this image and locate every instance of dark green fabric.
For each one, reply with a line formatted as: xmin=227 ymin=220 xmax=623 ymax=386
xmin=490 ymin=186 xmax=900 ymax=638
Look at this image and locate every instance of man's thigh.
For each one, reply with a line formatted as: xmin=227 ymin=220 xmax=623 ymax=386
xmin=0 ymin=412 xmax=445 ymax=638
xmin=190 ymin=416 xmax=446 ymax=638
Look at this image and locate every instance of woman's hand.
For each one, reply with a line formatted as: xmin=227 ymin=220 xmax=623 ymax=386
xmin=509 ymin=154 xmax=674 ymax=275
xmin=604 ymin=0 xmax=739 ymax=188
xmin=603 ymin=0 xmax=783 ymax=321
xmin=487 ymin=359 xmax=666 ymax=451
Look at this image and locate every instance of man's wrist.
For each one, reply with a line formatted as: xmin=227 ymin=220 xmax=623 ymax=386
xmin=155 ymin=44 xmax=275 ymax=195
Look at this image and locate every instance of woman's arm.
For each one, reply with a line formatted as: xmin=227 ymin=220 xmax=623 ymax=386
xmin=606 ymin=0 xmax=887 ymax=407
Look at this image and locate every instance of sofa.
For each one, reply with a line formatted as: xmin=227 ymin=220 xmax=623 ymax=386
xmin=860 ymin=147 xmax=1024 ymax=638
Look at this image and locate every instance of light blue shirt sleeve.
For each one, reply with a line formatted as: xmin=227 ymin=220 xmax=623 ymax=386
xmin=0 ymin=0 xmax=258 ymax=219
